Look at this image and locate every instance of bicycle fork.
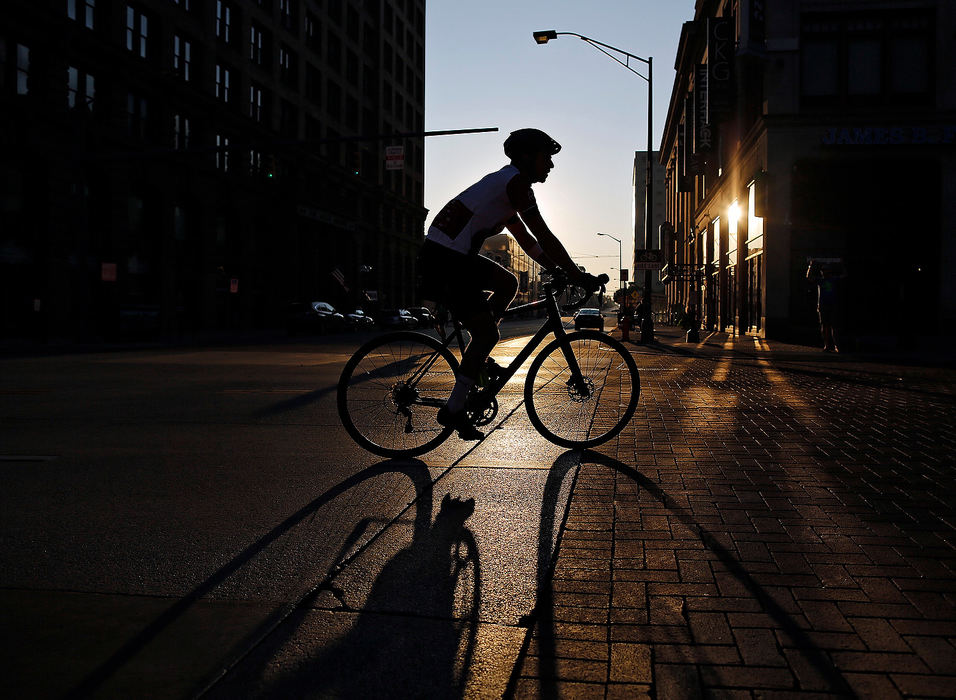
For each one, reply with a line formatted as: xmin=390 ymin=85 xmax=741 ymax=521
xmin=546 ymin=294 xmax=592 ymax=398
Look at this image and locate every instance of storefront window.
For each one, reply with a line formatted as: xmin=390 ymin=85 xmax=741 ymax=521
xmin=727 ymin=201 xmax=739 ymax=261
xmin=747 ymin=182 xmax=763 ymax=257
xmin=711 ymin=217 xmax=720 ymax=264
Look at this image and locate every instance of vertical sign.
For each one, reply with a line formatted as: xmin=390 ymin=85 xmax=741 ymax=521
xmin=677 ymin=96 xmax=690 ymax=192
xmin=684 ymin=96 xmax=698 ymax=175
xmin=707 ymin=16 xmax=733 ymax=121
xmin=101 ymin=262 xmax=117 ymax=282
xmin=694 ymin=65 xmax=712 ymax=154
xmin=385 ymin=145 xmax=404 ymax=171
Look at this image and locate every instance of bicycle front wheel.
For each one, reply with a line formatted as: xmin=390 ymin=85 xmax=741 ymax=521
xmin=524 ymin=331 xmax=639 ymax=448
xmin=337 ymin=331 xmax=458 ymax=457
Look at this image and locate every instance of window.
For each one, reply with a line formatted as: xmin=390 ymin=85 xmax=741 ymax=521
xmin=888 ymin=16 xmax=933 ymax=95
xmin=216 ymin=133 xmax=230 ymax=171
xmin=250 ymin=23 xmax=269 ymax=66
xmin=326 ymin=79 xmax=341 ymax=121
xmin=170 ymin=0 xmax=191 ymax=10
xmin=173 ymin=113 xmax=190 ymax=150
xmin=346 ymin=49 xmax=358 ymax=83
xmin=216 ymin=1 xmax=234 ymax=44
xmin=173 ymin=34 xmax=191 ymax=81
xmin=306 ymin=63 xmax=321 ymax=103
xmin=126 ymin=5 xmax=149 ymax=58
xmin=68 ymin=0 xmax=96 ymax=29
xmin=711 ymin=217 xmax=720 ymax=264
xmin=127 ymin=92 xmax=147 ymax=139
xmin=305 ymin=12 xmax=321 ymax=54
xmin=279 ymin=0 xmax=296 ymax=30
xmin=802 ymin=10 xmax=933 ymax=105
xmin=215 ymin=63 xmax=231 ymax=102
xmin=16 ymin=44 xmax=30 ymax=95
xmin=249 ymin=149 xmax=262 ymax=176
xmin=249 ymin=83 xmax=265 ymax=122
xmin=327 ymin=34 xmax=341 ymax=71
xmin=801 ymin=38 xmax=838 ymax=97
xmin=279 ymin=99 xmax=297 ymax=137
xmin=67 ymin=66 xmax=95 ymax=110
xmin=279 ymin=45 xmax=297 ymax=84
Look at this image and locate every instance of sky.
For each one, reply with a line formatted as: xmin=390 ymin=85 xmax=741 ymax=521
xmin=424 ymin=0 xmax=696 ymax=285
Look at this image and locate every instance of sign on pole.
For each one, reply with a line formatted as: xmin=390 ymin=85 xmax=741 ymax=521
xmin=385 ymin=145 xmax=404 ymax=171
xmin=634 ymin=249 xmax=663 ymax=270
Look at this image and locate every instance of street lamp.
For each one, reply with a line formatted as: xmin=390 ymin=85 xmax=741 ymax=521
xmin=533 ymin=29 xmax=655 ymax=342
xmin=597 ymin=232 xmax=622 ymax=295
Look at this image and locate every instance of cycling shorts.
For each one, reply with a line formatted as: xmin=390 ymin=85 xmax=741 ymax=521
xmin=419 ymin=240 xmax=508 ymax=319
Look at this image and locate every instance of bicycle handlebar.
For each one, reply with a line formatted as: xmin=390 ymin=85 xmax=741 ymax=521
xmin=545 ymin=269 xmax=608 ymax=312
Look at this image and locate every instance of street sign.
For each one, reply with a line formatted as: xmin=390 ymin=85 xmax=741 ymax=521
xmin=385 ymin=145 xmax=404 ymax=171
xmin=634 ymin=249 xmax=663 ymax=270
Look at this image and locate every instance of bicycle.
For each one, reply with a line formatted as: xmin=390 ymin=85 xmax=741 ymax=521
xmin=337 ymin=271 xmax=640 ymax=457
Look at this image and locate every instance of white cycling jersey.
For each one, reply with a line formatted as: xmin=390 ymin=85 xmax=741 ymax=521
xmin=426 ymin=165 xmax=537 ymax=255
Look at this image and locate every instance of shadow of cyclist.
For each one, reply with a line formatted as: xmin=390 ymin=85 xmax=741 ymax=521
xmin=508 ymin=449 xmax=854 ymax=698
xmin=71 ymin=459 xmax=444 ymax=698
xmin=214 ymin=494 xmax=481 ymax=699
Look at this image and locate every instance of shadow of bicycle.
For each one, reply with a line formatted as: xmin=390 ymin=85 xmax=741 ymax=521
xmin=509 ymin=449 xmax=854 ymax=698
xmin=70 ymin=459 xmax=480 ymax=699
xmin=213 ymin=494 xmax=481 ymax=699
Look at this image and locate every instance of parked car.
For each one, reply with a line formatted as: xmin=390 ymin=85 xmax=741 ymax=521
xmin=406 ymin=306 xmax=436 ymax=326
xmin=573 ymin=307 xmax=605 ymax=331
xmin=344 ymin=308 xmax=375 ymax=328
xmin=286 ymin=301 xmax=345 ymax=334
xmin=379 ymin=308 xmax=419 ymax=329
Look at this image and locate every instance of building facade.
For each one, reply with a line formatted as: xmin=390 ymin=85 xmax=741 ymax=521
xmin=0 ymin=0 xmax=426 ymax=341
xmin=659 ymin=0 xmax=955 ymax=346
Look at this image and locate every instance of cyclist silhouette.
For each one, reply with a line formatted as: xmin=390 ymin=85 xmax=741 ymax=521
xmin=420 ymin=129 xmax=600 ymax=440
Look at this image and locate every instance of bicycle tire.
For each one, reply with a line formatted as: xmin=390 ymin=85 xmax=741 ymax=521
xmin=524 ymin=330 xmax=639 ymax=448
xmin=337 ymin=331 xmax=458 ymax=457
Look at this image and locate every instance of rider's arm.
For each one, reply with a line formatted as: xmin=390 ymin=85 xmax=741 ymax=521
xmin=505 ymin=176 xmax=584 ymax=280
xmin=505 ymin=217 xmax=555 ymax=268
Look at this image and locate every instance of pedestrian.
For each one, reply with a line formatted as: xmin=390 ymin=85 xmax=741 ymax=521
xmin=620 ymin=303 xmax=633 ymax=342
xmin=807 ymin=260 xmax=845 ymax=352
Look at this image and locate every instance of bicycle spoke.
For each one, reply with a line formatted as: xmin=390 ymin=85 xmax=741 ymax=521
xmin=525 ymin=333 xmax=639 ymax=448
xmin=338 ymin=332 xmax=458 ymax=457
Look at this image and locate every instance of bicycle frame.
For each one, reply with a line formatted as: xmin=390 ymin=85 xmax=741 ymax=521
xmin=432 ymin=281 xmax=590 ymax=401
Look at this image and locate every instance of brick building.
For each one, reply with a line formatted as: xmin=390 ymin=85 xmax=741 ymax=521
xmin=0 ymin=0 xmax=426 ymax=341
xmin=659 ymin=0 xmax=955 ymax=346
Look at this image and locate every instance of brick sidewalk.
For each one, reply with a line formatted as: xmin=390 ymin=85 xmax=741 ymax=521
xmin=510 ymin=329 xmax=956 ymax=698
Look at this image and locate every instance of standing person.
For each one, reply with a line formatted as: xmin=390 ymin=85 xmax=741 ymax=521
xmin=420 ymin=128 xmax=600 ymax=440
xmin=807 ymin=260 xmax=844 ymax=352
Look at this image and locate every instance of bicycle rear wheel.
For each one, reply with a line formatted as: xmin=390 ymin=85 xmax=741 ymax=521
xmin=524 ymin=330 xmax=639 ymax=448
xmin=337 ymin=331 xmax=458 ymax=457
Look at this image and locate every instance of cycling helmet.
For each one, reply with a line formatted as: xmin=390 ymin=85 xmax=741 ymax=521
xmin=503 ymin=128 xmax=562 ymax=159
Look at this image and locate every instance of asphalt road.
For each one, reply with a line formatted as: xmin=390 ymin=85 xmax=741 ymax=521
xmin=1 ymin=318 xmax=578 ymax=698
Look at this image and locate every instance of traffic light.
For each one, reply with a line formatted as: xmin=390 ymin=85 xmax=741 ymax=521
xmin=350 ymin=146 xmax=361 ymax=176
xmin=265 ymin=154 xmax=277 ymax=179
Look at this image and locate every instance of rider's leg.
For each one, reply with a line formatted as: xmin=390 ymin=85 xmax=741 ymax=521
xmin=482 ymin=260 xmax=519 ymax=321
xmin=449 ymin=262 xmax=515 ymax=403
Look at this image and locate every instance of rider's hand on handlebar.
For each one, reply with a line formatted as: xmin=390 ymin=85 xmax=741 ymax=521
xmin=574 ymin=270 xmax=607 ymax=294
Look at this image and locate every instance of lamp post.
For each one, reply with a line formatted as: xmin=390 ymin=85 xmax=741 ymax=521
xmin=533 ymin=29 xmax=654 ymax=342
xmin=597 ymin=232 xmax=622 ymax=296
